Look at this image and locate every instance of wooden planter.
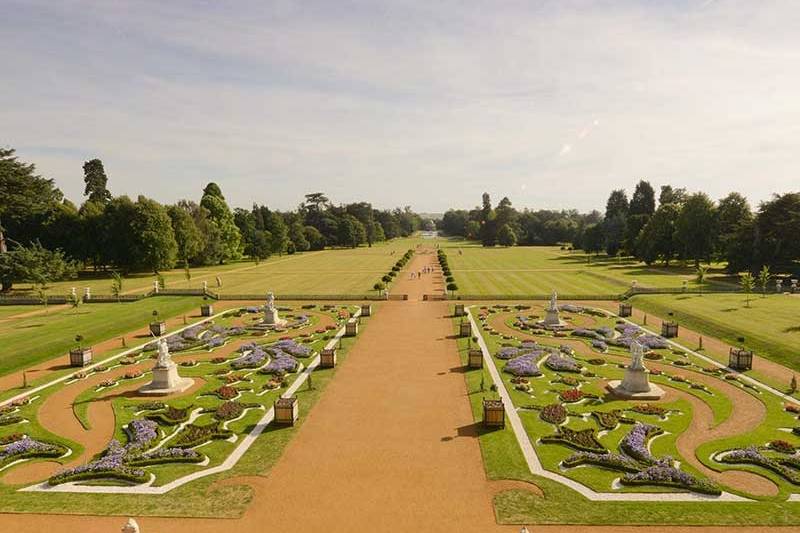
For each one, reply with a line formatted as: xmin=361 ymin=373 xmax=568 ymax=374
xmin=483 ymin=399 xmax=505 ymax=428
xmin=454 ymin=304 xmax=466 ymax=317
xmin=345 ymin=319 xmax=359 ymax=337
xmin=459 ymin=321 xmax=472 ymax=338
xmin=360 ymin=304 xmax=372 ymax=317
xmin=320 ymin=348 xmax=337 ymax=368
xmin=200 ymin=304 xmax=214 ymax=317
xmin=468 ymin=349 xmax=483 ymax=369
xmin=69 ymin=347 xmax=93 ymax=367
xmin=661 ymin=321 xmax=679 ymax=338
xmin=149 ymin=321 xmax=167 ymax=336
xmin=274 ymin=396 xmax=298 ymax=425
xmin=729 ymin=348 xmax=753 ymax=371
xmin=618 ymin=303 xmax=632 ymax=317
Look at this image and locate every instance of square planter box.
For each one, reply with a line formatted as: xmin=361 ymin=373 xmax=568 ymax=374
xmin=729 ymin=348 xmax=753 ymax=371
xmin=468 ymin=349 xmax=483 ymax=369
xmin=360 ymin=304 xmax=372 ymax=317
xmin=149 ymin=321 xmax=167 ymax=337
xmin=483 ymin=399 xmax=505 ymax=428
xmin=661 ymin=321 xmax=679 ymax=338
xmin=320 ymin=348 xmax=337 ymax=368
xmin=454 ymin=304 xmax=466 ymax=317
xmin=618 ymin=303 xmax=632 ymax=317
xmin=345 ymin=319 xmax=359 ymax=337
xmin=459 ymin=321 xmax=472 ymax=338
xmin=69 ymin=347 xmax=93 ymax=367
xmin=274 ymin=396 xmax=298 ymax=425
xmin=201 ymin=304 xmax=214 ymax=317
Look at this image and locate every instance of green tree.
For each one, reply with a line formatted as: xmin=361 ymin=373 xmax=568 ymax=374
xmin=252 ymin=230 xmax=272 ymax=263
xmin=479 ymin=193 xmax=497 ymax=246
xmin=82 ymin=159 xmax=112 ymax=203
xmin=289 ymin=221 xmax=310 ymax=252
xmin=635 ymin=203 xmax=679 ymax=265
xmin=740 ymin=271 xmax=755 ymax=308
xmin=111 ymin=271 xmax=123 ymax=302
xmin=675 ymin=193 xmax=717 ymax=267
xmin=716 ymin=192 xmax=754 ymax=271
xmin=373 ymin=281 xmax=385 ymax=295
xmin=0 ymin=242 xmax=77 ymax=292
xmin=303 ymin=226 xmax=325 ymax=251
xmin=659 ymin=185 xmax=687 ymax=206
xmin=264 ymin=211 xmax=289 ymax=255
xmin=496 ymin=224 xmax=517 ymax=247
xmin=758 ymin=265 xmax=771 ymax=297
xmin=0 ymin=148 xmax=64 ymax=249
xmin=755 ymin=193 xmax=800 ymax=270
xmin=603 ymin=213 xmax=627 ymax=257
xmin=605 ymin=189 xmax=629 ymax=219
xmin=167 ymin=204 xmax=204 ymax=264
xmin=695 ymin=264 xmax=708 ymax=295
xmin=200 ymin=183 xmax=242 ymax=262
xmin=130 ymin=196 xmax=178 ymax=273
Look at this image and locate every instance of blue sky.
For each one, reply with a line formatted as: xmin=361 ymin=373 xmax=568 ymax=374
xmin=2 ymin=0 xmax=798 ymax=212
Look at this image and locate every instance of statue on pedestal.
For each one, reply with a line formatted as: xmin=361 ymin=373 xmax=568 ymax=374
xmin=156 ymin=338 xmax=173 ymax=368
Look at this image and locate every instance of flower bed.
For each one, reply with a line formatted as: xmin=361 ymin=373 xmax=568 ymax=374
xmin=591 ymin=410 xmax=628 ymax=430
xmin=544 ymin=354 xmax=581 ymax=373
xmin=504 ymin=353 xmax=542 ymax=377
xmin=541 ymin=427 xmax=605 ymax=452
xmin=559 ymin=389 xmax=592 ymax=403
xmin=210 ymin=385 xmax=239 ymax=400
xmin=621 ymin=459 xmax=721 ymax=495
xmin=123 ymin=370 xmax=143 ymax=380
xmin=719 ymin=447 xmax=800 ymax=484
xmin=563 ymin=451 xmax=641 ymax=473
xmin=0 ymin=414 xmax=23 ymax=426
xmin=540 ymin=403 xmax=568 ymax=425
xmin=496 ymin=347 xmax=521 ymax=360
xmin=271 ymin=339 xmax=313 ymax=358
xmin=260 ymin=353 xmax=300 ymax=375
xmin=146 ymin=405 xmax=192 ymax=425
xmin=620 ymin=423 xmax=662 ymax=464
xmin=631 ymin=404 xmax=667 ymax=417
xmin=173 ymin=422 xmax=234 ymax=448
xmin=231 ymin=347 xmax=268 ymax=369
xmin=591 ymin=340 xmax=608 ymax=352
xmin=768 ymin=440 xmax=796 ymax=454
xmin=126 ymin=447 xmax=202 ymax=467
xmin=587 ymin=358 xmax=606 ymax=365
xmin=0 ymin=437 xmax=67 ymax=468
xmin=0 ymin=433 xmax=23 ymax=445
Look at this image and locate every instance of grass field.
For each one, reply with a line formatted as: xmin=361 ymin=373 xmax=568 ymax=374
xmin=7 ymin=238 xmax=422 ymax=298
xmin=0 ymin=296 xmax=203 ymax=378
xmin=440 ymin=240 xmax=732 ymax=296
xmin=631 ymin=293 xmax=800 ymax=373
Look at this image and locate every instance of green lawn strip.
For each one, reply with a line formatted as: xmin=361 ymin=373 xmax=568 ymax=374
xmin=453 ymin=306 xmax=800 ymax=525
xmin=631 ymin=293 xmax=800 ymax=374
xmin=0 ymin=296 xmax=205 ymax=379
xmin=0 ymin=307 xmax=366 ymax=516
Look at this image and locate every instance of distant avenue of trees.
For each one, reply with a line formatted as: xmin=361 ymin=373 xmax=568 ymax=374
xmin=0 ymin=148 xmax=423 ymax=291
xmin=439 ymin=183 xmax=800 ymax=275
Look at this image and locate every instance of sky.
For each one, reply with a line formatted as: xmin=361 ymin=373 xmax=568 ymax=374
xmin=2 ymin=0 xmax=799 ymax=213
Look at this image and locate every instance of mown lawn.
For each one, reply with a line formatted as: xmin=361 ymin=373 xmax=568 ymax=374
xmin=631 ymin=293 xmax=800 ymax=372
xmin=8 ymin=237 xmax=422 ymax=298
xmin=440 ymin=240 xmax=731 ymax=296
xmin=0 ymin=296 xmax=203 ymax=378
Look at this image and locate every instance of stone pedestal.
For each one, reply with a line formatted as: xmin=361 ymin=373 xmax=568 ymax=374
xmin=607 ymin=340 xmax=665 ymax=400
xmin=138 ymin=362 xmax=194 ymax=395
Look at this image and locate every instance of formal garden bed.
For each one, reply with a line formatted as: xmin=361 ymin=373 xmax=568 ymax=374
xmin=0 ymin=302 xmax=360 ymax=490
xmin=466 ymin=301 xmax=800 ymax=498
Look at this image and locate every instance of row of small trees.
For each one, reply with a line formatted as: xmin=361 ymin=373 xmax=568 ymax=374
xmin=373 ymin=249 xmax=414 ymax=294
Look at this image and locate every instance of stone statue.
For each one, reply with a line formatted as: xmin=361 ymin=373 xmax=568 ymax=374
xmin=629 ymin=340 xmax=645 ymax=370
xmin=548 ymin=290 xmax=558 ymax=311
xmin=156 ymin=338 xmax=172 ymax=368
xmin=266 ymin=291 xmax=276 ymax=311
xmin=121 ymin=518 xmax=140 ymax=533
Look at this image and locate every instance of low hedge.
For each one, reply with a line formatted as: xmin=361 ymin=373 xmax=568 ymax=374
xmin=49 ymin=468 xmax=148 ymax=486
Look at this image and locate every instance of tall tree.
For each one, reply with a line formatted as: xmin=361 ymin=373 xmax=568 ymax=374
xmin=289 ymin=221 xmax=310 ymax=252
xmin=168 ymin=204 xmax=204 ymax=264
xmin=716 ymin=192 xmax=753 ymax=269
xmin=659 ymin=185 xmax=687 ymax=206
xmin=130 ymin=196 xmax=178 ymax=273
xmin=82 ymin=159 xmax=112 ymax=203
xmin=755 ymin=193 xmax=800 ymax=270
xmin=635 ymin=203 xmax=680 ymax=265
xmin=200 ymin=183 xmax=242 ymax=262
xmin=675 ymin=193 xmax=717 ymax=266
xmin=0 ymin=241 xmax=76 ymax=292
xmin=264 ymin=210 xmax=289 ymax=255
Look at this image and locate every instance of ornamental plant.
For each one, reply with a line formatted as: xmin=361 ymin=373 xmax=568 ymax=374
xmin=540 ymin=403 xmax=567 ymax=425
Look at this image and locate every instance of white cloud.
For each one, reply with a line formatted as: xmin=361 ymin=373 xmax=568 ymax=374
xmin=1 ymin=0 xmax=799 ymax=212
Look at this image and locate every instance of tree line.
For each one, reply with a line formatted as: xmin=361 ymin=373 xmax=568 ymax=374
xmin=0 ymin=148 xmax=423 ymax=291
xmin=441 ymin=184 xmax=800 ymax=275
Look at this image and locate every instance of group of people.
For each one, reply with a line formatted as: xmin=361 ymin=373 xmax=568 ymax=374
xmin=409 ymin=265 xmax=435 ymax=280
